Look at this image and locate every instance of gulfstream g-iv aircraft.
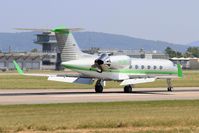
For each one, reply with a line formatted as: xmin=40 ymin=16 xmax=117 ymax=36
xmin=14 ymin=27 xmax=183 ymax=93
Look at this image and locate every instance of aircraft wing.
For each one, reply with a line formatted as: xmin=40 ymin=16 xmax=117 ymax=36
xmin=48 ymin=76 xmax=94 ymax=84
xmin=120 ymin=78 xmax=156 ymax=86
xmin=13 ymin=61 xmax=94 ymax=85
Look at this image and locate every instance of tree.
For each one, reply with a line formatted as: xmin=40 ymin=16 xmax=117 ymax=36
xmin=31 ymin=48 xmax=38 ymax=53
xmin=165 ymin=47 xmax=172 ymax=57
xmin=176 ymin=51 xmax=182 ymax=58
xmin=186 ymin=47 xmax=199 ymax=57
xmin=164 ymin=47 xmax=180 ymax=58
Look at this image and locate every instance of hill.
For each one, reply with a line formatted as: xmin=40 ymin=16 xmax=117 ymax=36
xmin=0 ymin=32 xmax=190 ymax=52
xmin=188 ymin=41 xmax=199 ymax=47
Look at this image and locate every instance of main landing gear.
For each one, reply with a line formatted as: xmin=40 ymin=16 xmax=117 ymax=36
xmin=167 ymin=79 xmax=173 ymax=92
xmin=124 ymin=85 xmax=132 ymax=93
xmin=95 ymin=80 xmax=133 ymax=93
xmin=95 ymin=80 xmax=104 ymax=93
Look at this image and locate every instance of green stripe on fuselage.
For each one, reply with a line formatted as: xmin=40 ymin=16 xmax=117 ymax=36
xmin=63 ymin=64 xmax=178 ymax=75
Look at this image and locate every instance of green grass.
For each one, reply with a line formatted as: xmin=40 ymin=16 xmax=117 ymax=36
xmin=0 ymin=71 xmax=199 ymax=89
xmin=0 ymin=100 xmax=199 ymax=132
xmin=0 ymin=70 xmax=198 ymax=89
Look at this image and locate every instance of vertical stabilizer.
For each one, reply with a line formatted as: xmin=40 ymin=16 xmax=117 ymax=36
xmin=55 ymin=32 xmax=83 ymax=62
xmin=51 ymin=27 xmax=86 ymax=62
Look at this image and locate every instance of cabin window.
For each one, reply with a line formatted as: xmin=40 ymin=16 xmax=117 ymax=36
xmin=159 ymin=66 xmax=163 ymax=69
xmin=141 ymin=65 xmax=144 ymax=69
xmin=129 ymin=65 xmax=132 ymax=69
xmin=147 ymin=65 xmax=151 ymax=69
xmin=135 ymin=65 xmax=139 ymax=69
xmin=153 ymin=66 xmax=157 ymax=69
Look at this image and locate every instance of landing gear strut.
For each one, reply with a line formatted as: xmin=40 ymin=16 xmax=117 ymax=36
xmin=95 ymin=80 xmax=104 ymax=93
xmin=124 ymin=85 xmax=132 ymax=93
xmin=167 ymin=79 xmax=173 ymax=92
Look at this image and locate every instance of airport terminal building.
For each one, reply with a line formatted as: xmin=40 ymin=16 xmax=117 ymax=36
xmin=0 ymin=52 xmax=42 ymax=70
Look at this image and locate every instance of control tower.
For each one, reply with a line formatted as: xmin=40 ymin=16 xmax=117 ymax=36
xmin=34 ymin=32 xmax=62 ymax=70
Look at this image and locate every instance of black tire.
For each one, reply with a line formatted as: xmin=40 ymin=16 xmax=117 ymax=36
xmin=124 ymin=85 xmax=132 ymax=93
xmin=95 ymin=84 xmax=103 ymax=93
xmin=167 ymin=87 xmax=172 ymax=92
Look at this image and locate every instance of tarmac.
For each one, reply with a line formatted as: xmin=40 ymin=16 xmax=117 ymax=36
xmin=0 ymin=87 xmax=199 ymax=105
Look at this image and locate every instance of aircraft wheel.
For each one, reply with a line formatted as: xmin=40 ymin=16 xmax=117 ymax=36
xmin=166 ymin=79 xmax=173 ymax=92
xmin=95 ymin=80 xmax=103 ymax=93
xmin=167 ymin=87 xmax=173 ymax=92
xmin=124 ymin=85 xmax=132 ymax=93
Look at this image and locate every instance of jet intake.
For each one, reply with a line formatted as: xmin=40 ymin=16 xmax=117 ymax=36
xmin=93 ymin=53 xmax=111 ymax=73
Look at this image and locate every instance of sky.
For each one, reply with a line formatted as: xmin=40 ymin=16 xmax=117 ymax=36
xmin=0 ymin=0 xmax=199 ymax=44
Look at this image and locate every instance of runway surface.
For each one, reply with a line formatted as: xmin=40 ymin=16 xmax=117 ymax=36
xmin=0 ymin=87 xmax=199 ymax=105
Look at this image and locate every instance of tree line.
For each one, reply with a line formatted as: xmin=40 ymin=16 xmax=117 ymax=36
xmin=165 ymin=47 xmax=199 ymax=58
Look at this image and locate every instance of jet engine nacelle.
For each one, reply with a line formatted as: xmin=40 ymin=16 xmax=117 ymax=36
xmin=93 ymin=54 xmax=131 ymax=73
xmin=110 ymin=55 xmax=131 ymax=69
xmin=94 ymin=53 xmax=111 ymax=73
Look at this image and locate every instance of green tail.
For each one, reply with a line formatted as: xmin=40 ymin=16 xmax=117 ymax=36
xmin=177 ymin=64 xmax=183 ymax=78
xmin=51 ymin=26 xmax=70 ymax=34
xmin=13 ymin=60 xmax=24 ymax=75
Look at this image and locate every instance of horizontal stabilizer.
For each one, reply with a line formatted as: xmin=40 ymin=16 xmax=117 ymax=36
xmin=15 ymin=27 xmax=83 ymax=33
xmin=120 ymin=78 xmax=156 ymax=86
xmin=15 ymin=28 xmax=51 ymax=32
xmin=48 ymin=76 xmax=94 ymax=85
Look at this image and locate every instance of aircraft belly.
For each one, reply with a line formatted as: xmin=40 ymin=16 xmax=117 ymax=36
xmin=74 ymin=70 xmax=129 ymax=80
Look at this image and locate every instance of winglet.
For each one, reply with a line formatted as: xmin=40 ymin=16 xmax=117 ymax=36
xmin=13 ymin=60 xmax=24 ymax=75
xmin=177 ymin=64 xmax=183 ymax=78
